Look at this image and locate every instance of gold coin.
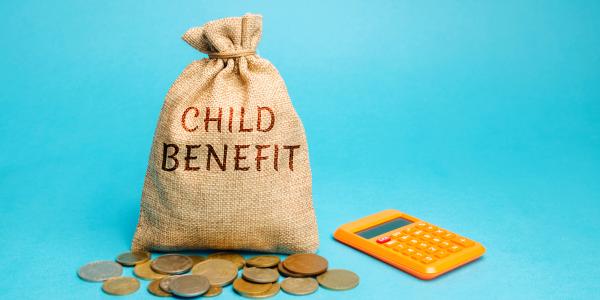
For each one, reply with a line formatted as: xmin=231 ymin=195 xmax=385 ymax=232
xmin=316 ymin=269 xmax=359 ymax=290
xmin=246 ymin=256 xmax=280 ymax=268
xmin=282 ymin=254 xmax=328 ymax=276
xmin=116 ymin=251 xmax=151 ymax=266
xmin=232 ymin=278 xmax=272 ymax=296
xmin=191 ymin=258 xmax=238 ymax=286
xmin=147 ymin=279 xmax=171 ymax=297
xmin=151 ymin=254 xmax=193 ymax=275
xmin=281 ymin=277 xmax=319 ymax=295
xmin=277 ymin=262 xmax=308 ymax=278
xmin=243 ymin=283 xmax=280 ymax=298
xmin=102 ymin=276 xmax=140 ymax=296
xmin=207 ymin=252 xmax=245 ymax=269
xmin=134 ymin=261 xmax=167 ymax=280
xmin=242 ymin=267 xmax=279 ymax=283
xmin=189 ymin=255 xmax=206 ymax=266
xmin=203 ymin=285 xmax=223 ymax=297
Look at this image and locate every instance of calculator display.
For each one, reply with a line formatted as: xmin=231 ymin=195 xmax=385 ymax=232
xmin=355 ymin=217 xmax=413 ymax=239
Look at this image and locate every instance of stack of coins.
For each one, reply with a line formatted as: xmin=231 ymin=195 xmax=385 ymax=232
xmin=78 ymin=251 xmax=359 ymax=298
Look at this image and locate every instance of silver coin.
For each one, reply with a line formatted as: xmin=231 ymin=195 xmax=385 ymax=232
xmin=78 ymin=260 xmax=123 ymax=282
xmin=151 ymin=254 xmax=193 ymax=275
xmin=169 ymin=275 xmax=211 ymax=298
xmin=159 ymin=275 xmax=183 ymax=293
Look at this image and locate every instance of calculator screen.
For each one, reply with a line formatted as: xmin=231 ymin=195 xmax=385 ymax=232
xmin=355 ymin=217 xmax=413 ymax=239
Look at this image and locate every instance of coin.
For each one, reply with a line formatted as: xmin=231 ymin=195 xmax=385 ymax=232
xmin=242 ymin=267 xmax=279 ymax=283
xmin=243 ymin=282 xmax=280 ymax=298
xmin=277 ymin=262 xmax=308 ymax=278
xmin=282 ymin=254 xmax=328 ymax=276
xmin=203 ymin=285 xmax=223 ymax=297
xmin=116 ymin=251 xmax=151 ymax=266
xmin=102 ymin=277 xmax=140 ymax=296
xmin=281 ymin=277 xmax=319 ymax=295
xmin=246 ymin=256 xmax=280 ymax=268
xmin=147 ymin=279 xmax=171 ymax=297
xmin=169 ymin=274 xmax=211 ymax=298
xmin=134 ymin=260 xmax=167 ymax=280
xmin=232 ymin=278 xmax=272 ymax=296
xmin=78 ymin=260 xmax=123 ymax=282
xmin=191 ymin=258 xmax=238 ymax=286
xmin=316 ymin=269 xmax=359 ymax=290
xmin=207 ymin=252 xmax=245 ymax=269
xmin=151 ymin=254 xmax=193 ymax=275
xmin=159 ymin=275 xmax=183 ymax=292
xmin=188 ymin=255 xmax=206 ymax=266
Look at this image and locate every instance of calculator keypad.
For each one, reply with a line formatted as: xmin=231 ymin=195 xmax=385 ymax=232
xmin=375 ymin=222 xmax=474 ymax=265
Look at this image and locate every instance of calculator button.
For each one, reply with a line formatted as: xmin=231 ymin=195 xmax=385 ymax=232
xmin=391 ymin=232 xmax=403 ymax=239
xmin=424 ymin=225 xmax=436 ymax=232
xmin=403 ymin=247 xmax=417 ymax=256
xmin=430 ymin=237 xmax=442 ymax=244
xmin=412 ymin=252 xmax=425 ymax=260
xmin=416 ymin=222 xmax=427 ymax=228
xmin=443 ymin=232 xmax=456 ymax=240
xmin=448 ymin=245 xmax=462 ymax=253
xmin=403 ymin=227 xmax=416 ymax=234
xmin=421 ymin=256 xmax=436 ymax=264
xmin=412 ymin=230 xmax=424 ymax=237
xmin=452 ymin=236 xmax=474 ymax=247
xmin=408 ymin=239 xmax=419 ymax=246
xmin=417 ymin=242 xmax=429 ymax=250
xmin=438 ymin=241 xmax=451 ymax=248
xmin=393 ymin=244 xmax=407 ymax=252
xmin=384 ymin=240 xmax=399 ymax=248
xmin=433 ymin=229 xmax=446 ymax=236
xmin=398 ymin=234 xmax=411 ymax=242
xmin=376 ymin=236 xmax=391 ymax=244
xmin=421 ymin=234 xmax=433 ymax=240
xmin=426 ymin=246 xmax=438 ymax=253
xmin=434 ymin=250 xmax=449 ymax=258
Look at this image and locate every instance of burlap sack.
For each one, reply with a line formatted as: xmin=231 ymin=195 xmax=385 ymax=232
xmin=131 ymin=14 xmax=319 ymax=254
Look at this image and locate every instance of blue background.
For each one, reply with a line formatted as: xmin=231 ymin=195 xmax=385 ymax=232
xmin=1 ymin=1 xmax=598 ymax=299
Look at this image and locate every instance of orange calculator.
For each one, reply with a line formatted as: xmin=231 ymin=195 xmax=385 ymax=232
xmin=334 ymin=209 xmax=485 ymax=280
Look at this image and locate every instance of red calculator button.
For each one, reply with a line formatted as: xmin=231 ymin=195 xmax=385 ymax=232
xmin=384 ymin=240 xmax=399 ymax=248
xmin=452 ymin=236 xmax=474 ymax=247
xmin=376 ymin=236 xmax=391 ymax=244
xmin=448 ymin=245 xmax=462 ymax=253
xmin=434 ymin=250 xmax=449 ymax=258
xmin=421 ymin=256 xmax=436 ymax=264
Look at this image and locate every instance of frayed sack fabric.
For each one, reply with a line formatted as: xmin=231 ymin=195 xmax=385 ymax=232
xmin=131 ymin=14 xmax=319 ymax=253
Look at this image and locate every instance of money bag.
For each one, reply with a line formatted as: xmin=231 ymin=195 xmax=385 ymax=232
xmin=131 ymin=14 xmax=319 ymax=253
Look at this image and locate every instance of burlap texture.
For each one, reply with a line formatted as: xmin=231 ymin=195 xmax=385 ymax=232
xmin=131 ymin=14 xmax=319 ymax=254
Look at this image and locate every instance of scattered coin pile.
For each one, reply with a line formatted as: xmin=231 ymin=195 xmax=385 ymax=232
xmin=78 ymin=251 xmax=358 ymax=298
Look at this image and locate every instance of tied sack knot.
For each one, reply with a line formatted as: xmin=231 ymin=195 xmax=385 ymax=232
xmin=182 ymin=13 xmax=262 ymax=59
